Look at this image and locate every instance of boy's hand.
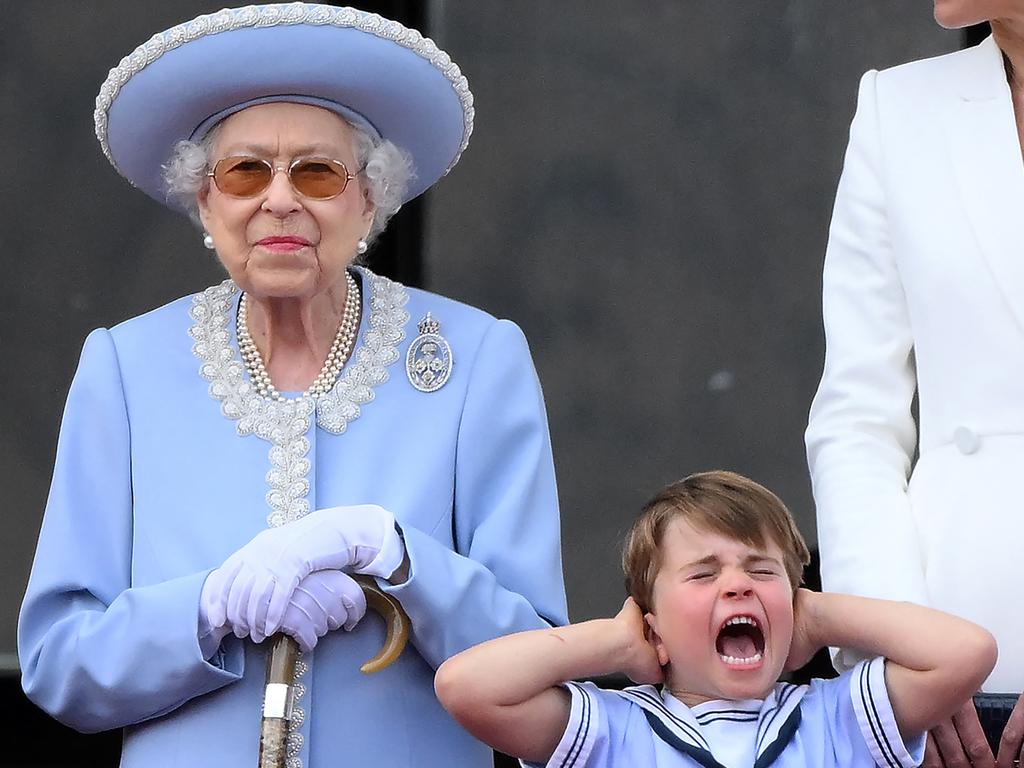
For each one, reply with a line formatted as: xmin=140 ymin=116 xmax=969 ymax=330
xmin=614 ymin=597 xmax=664 ymax=685
xmin=784 ymin=588 xmax=822 ymax=672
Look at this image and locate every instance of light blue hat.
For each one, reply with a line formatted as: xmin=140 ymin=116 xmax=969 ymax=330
xmin=94 ymin=3 xmax=474 ymax=208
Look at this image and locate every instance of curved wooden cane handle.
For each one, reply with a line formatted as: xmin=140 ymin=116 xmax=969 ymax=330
xmin=352 ymin=574 xmax=411 ymax=674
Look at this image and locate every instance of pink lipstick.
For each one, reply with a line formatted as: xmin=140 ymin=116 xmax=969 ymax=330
xmin=257 ymin=236 xmax=311 ymax=252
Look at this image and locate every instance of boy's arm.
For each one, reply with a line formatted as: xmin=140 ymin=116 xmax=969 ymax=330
xmin=435 ymin=598 xmax=662 ymax=764
xmin=789 ymin=589 xmax=997 ymax=737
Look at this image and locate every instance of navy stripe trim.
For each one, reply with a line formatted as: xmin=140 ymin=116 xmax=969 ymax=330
xmin=753 ymin=705 xmax=802 ymax=768
xmin=859 ymin=660 xmax=900 ymax=768
xmin=643 ymin=710 xmax=728 ymax=768
xmin=697 ymin=714 xmax=760 ymax=724
xmin=754 ymin=686 xmax=784 ymax=749
xmin=560 ymin=682 xmax=591 ymax=768
xmin=695 ymin=707 xmax=760 ymax=722
xmin=756 ymin=683 xmax=800 ymax=753
xmin=621 ymin=687 xmax=710 ymax=750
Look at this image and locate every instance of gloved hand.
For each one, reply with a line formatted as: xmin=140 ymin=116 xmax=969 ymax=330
xmin=202 ymin=504 xmax=404 ymax=641
xmin=198 ymin=578 xmax=232 ymax=659
xmin=278 ymin=570 xmax=367 ymax=652
xmin=198 ymin=569 xmax=368 ymax=651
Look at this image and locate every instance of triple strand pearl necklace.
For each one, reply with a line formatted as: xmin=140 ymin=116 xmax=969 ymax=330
xmin=237 ymin=271 xmax=361 ymax=402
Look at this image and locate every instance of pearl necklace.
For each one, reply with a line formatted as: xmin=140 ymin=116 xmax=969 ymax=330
xmin=237 ymin=271 xmax=361 ymax=402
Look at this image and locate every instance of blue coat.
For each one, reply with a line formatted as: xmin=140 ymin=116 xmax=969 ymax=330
xmin=19 ymin=267 xmax=568 ymax=768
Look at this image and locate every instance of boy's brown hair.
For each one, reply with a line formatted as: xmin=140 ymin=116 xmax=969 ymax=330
xmin=622 ymin=470 xmax=810 ymax=612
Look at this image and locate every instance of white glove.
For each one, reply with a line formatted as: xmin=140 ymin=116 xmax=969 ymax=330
xmin=202 ymin=504 xmax=404 ymax=641
xmin=278 ymin=570 xmax=367 ymax=652
xmin=198 ymin=569 xmax=367 ymax=651
xmin=198 ymin=577 xmax=232 ymax=659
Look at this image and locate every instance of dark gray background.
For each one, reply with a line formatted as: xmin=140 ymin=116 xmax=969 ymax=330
xmin=1 ymin=2 xmax=958 ymax=668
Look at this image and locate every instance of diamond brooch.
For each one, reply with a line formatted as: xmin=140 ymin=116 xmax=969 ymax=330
xmin=406 ymin=312 xmax=453 ymax=393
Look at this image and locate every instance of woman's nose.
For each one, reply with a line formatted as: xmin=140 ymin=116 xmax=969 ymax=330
xmin=261 ymin=167 xmax=302 ymax=216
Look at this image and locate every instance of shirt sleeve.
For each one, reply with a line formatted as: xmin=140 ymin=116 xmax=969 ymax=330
xmin=381 ymin=319 xmax=568 ymax=667
xmin=815 ymin=658 xmax=925 ymax=768
xmin=17 ymin=328 xmax=244 ymax=733
xmin=804 ymin=70 xmax=928 ymax=670
xmin=522 ymin=682 xmax=639 ymax=768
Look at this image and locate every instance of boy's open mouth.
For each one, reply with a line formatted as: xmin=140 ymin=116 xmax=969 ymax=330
xmin=715 ymin=615 xmax=765 ymax=665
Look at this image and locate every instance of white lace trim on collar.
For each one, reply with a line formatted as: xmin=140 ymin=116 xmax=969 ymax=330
xmin=188 ymin=266 xmax=409 ymax=526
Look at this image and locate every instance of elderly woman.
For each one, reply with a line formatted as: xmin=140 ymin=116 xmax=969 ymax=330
xmin=806 ymin=3 xmax=1024 ymax=768
xmin=17 ymin=5 xmax=566 ymax=768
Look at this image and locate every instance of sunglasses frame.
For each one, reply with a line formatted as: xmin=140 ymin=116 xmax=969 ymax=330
xmin=207 ymin=156 xmax=358 ymax=200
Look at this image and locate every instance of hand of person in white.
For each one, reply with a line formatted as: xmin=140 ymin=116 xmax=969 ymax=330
xmin=923 ymin=700 xmax=994 ymax=768
xmin=996 ymin=694 xmax=1024 ymax=768
xmin=201 ymin=504 xmax=405 ymax=642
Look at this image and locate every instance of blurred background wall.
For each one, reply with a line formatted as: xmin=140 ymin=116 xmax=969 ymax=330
xmin=425 ymin=2 xmax=958 ymax=621
xmin=1 ymin=1 xmax=963 ymax=764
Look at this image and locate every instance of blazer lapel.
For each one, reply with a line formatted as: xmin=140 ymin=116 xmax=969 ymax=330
xmin=942 ymin=36 xmax=1024 ymax=335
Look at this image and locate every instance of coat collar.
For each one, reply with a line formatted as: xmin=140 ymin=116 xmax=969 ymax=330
xmin=941 ymin=35 xmax=1024 ymax=336
xmin=947 ymin=35 xmax=1009 ymax=100
xmin=189 ymin=266 xmax=410 ymax=528
xmin=614 ymin=683 xmax=807 ymax=768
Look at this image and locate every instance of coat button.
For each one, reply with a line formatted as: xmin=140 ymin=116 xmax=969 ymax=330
xmin=953 ymin=426 xmax=980 ymax=455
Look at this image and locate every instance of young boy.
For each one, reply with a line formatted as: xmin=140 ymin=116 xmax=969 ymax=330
xmin=435 ymin=471 xmax=996 ymax=767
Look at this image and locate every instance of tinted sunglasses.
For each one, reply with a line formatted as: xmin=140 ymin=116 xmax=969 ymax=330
xmin=207 ymin=156 xmax=358 ymax=200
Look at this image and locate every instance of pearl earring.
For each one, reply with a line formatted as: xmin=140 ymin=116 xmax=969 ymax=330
xmin=203 ymin=233 xmax=215 ymax=250
xmin=356 ymin=239 xmax=368 ymax=255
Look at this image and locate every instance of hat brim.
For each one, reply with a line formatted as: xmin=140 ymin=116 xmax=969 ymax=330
xmin=96 ymin=5 xmax=473 ymax=209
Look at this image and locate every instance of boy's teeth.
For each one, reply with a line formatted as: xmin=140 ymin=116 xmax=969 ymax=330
xmin=725 ymin=616 xmax=755 ymax=627
xmin=719 ymin=652 xmax=762 ymax=665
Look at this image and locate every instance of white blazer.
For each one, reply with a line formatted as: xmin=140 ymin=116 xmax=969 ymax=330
xmin=806 ymin=36 xmax=1024 ymax=691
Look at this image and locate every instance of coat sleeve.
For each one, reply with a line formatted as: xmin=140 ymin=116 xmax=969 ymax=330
xmin=18 ymin=328 xmax=244 ymax=733
xmin=805 ymin=70 xmax=928 ymax=670
xmin=381 ymin=318 xmax=568 ymax=668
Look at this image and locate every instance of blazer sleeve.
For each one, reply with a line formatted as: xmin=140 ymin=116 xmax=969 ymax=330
xmin=18 ymin=328 xmax=243 ymax=733
xmin=381 ymin=318 xmax=568 ymax=668
xmin=805 ymin=71 xmax=928 ymax=668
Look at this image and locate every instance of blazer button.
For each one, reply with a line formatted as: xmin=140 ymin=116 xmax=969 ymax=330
xmin=953 ymin=426 xmax=980 ymax=455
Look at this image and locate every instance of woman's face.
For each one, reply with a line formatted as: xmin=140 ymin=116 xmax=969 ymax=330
xmin=933 ymin=0 xmax=1023 ymax=28
xmin=198 ymin=102 xmax=374 ymax=301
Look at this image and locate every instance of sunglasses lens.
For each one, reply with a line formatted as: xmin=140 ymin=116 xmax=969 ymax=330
xmin=290 ymin=159 xmax=349 ymax=199
xmin=211 ymin=157 xmax=351 ymax=199
xmin=214 ymin=157 xmax=272 ymax=197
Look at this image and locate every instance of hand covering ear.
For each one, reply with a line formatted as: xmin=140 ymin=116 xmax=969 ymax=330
xmin=201 ymin=504 xmax=404 ymax=640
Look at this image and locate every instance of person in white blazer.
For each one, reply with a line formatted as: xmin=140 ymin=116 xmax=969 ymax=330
xmin=806 ymin=3 xmax=1024 ymax=768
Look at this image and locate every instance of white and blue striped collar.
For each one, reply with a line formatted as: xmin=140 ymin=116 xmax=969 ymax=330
xmin=613 ymin=682 xmax=807 ymax=768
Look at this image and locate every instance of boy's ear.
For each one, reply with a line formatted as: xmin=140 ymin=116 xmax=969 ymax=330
xmin=645 ymin=612 xmax=671 ymax=667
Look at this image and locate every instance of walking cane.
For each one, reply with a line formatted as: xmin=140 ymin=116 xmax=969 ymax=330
xmin=257 ymin=575 xmax=411 ymax=767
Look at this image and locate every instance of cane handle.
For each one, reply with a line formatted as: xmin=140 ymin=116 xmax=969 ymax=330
xmin=353 ymin=574 xmax=410 ymax=674
xmin=258 ymin=578 xmax=410 ymax=766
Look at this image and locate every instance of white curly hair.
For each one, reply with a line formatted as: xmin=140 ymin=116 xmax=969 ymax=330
xmin=162 ymin=116 xmax=414 ymax=245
